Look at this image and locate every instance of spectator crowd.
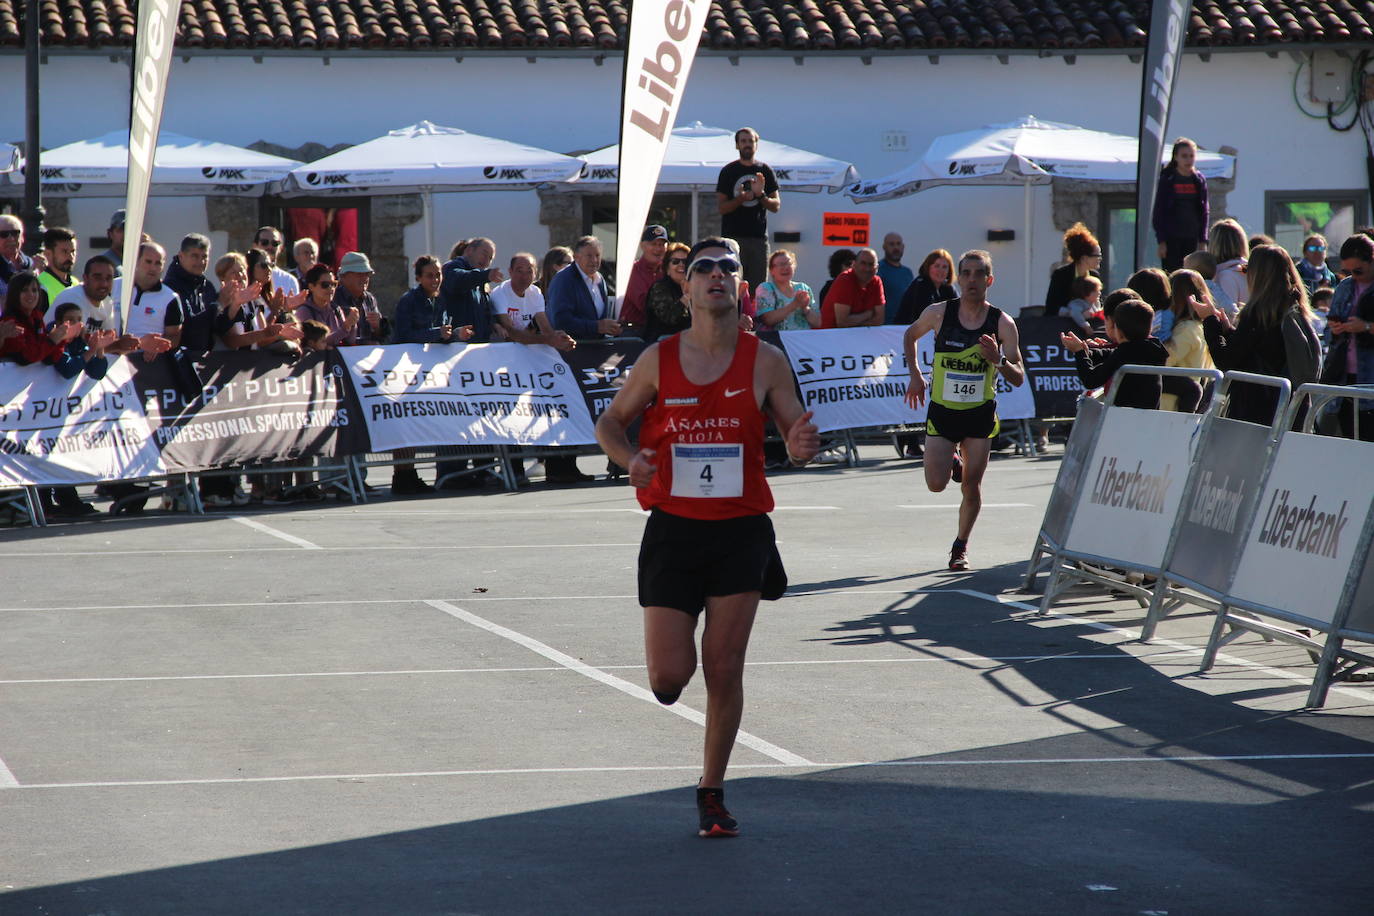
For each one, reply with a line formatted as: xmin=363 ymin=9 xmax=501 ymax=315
xmin=3 ymin=129 xmax=1372 ymax=521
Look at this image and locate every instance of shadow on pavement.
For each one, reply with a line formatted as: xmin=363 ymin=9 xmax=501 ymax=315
xmin=6 ymin=565 xmax=1372 ymax=914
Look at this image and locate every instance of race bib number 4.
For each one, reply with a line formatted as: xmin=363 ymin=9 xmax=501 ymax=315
xmin=943 ymin=371 xmax=986 ymax=404
xmin=671 ymin=443 xmax=743 ymax=499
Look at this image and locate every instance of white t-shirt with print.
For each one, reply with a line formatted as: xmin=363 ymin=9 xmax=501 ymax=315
xmin=489 ymin=281 xmax=546 ymax=330
xmin=51 ymin=284 xmax=115 ymax=331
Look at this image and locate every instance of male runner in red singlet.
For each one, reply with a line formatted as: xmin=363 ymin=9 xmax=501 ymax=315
xmin=596 ymin=237 xmax=820 ymax=837
xmin=903 ymin=250 xmax=1025 ymax=571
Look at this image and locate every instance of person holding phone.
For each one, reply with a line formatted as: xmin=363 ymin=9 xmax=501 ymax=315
xmin=715 ymin=127 xmax=780 ymax=289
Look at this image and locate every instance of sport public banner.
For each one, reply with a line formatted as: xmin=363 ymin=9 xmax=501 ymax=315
xmin=562 ymin=337 xmax=647 ymax=422
xmin=118 ymin=0 xmax=177 ymax=334
xmin=0 ymin=359 xmax=165 ymax=486
xmin=133 ymin=351 xmax=365 ymax=469
xmin=615 ymin=0 xmax=712 ymax=301
xmin=1165 ymin=416 xmax=1274 ymax=592
xmin=1064 ymin=406 xmax=1202 ymax=568
xmin=775 ymin=326 xmax=1034 ymax=433
xmin=1227 ymin=431 xmax=1374 ymax=628
xmin=1134 ymin=0 xmax=1190 ymax=271
xmin=341 ymin=342 xmax=597 ymax=452
xmin=1017 ymin=315 xmax=1087 ymax=418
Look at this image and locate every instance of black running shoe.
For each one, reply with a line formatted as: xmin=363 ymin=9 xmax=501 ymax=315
xmin=950 ymin=450 xmax=964 ymax=483
xmin=949 ymin=539 xmax=969 ymax=571
xmin=697 ymin=786 xmax=739 ymax=838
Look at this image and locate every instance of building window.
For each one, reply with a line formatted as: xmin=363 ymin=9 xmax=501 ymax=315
xmin=1265 ymin=190 xmax=1369 ymax=259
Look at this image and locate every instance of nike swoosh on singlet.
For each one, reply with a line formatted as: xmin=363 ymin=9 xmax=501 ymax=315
xmin=724 ymin=388 xmax=747 ymax=398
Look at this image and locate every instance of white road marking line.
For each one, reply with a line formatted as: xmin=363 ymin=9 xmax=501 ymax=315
xmin=8 ymin=752 xmax=1371 ymax=791
xmin=898 ymin=503 xmax=1033 ymax=509
xmin=953 ymin=589 xmax=1374 ymax=704
xmin=229 ymin=516 xmax=322 ymax=550
xmin=0 ymin=753 xmax=19 ymax=788
xmin=0 ymin=543 xmax=640 ymax=559
xmin=0 ymin=653 xmax=1187 ymax=685
xmin=424 ymin=599 xmax=814 ymax=767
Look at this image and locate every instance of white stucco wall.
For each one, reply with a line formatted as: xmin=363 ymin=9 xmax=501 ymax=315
xmin=1 ymin=49 xmax=1367 ymax=310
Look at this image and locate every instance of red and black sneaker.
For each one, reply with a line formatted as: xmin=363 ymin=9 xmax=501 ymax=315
xmin=697 ymin=786 xmax=739 ymax=838
xmin=950 ymin=449 xmax=964 ymax=483
xmin=949 ymin=538 xmax=969 ymax=571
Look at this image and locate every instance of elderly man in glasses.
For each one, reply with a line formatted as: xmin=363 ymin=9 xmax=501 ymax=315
xmin=252 ymin=226 xmax=300 ymax=297
xmin=596 ymin=236 xmax=819 ymax=839
xmin=0 ymin=214 xmax=42 ymax=299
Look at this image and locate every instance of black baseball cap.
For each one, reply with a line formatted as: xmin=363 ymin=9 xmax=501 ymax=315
xmin=641 ymin=225 xmax=668 ymax=242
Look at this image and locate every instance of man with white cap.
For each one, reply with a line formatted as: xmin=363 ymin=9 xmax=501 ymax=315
xmin=333 ymin=251 xmax=389 ymax=345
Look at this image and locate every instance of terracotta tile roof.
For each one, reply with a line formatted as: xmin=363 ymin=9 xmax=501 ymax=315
xmin=4 ymin=1 xmax=1370 ymax=52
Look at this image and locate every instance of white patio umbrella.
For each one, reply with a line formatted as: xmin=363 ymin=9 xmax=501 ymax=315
xmin=276 ymin=121 xmax=586 ymax=254
xmin=0 ymin=144 xmax=18 ymax=173
xmin=577 ymin=121 xmax=859 ymax=240
xmin=846 ymin=116 xmax=1236 ymax=304
xmin=7 ymin=130 xmax=302 ymax=196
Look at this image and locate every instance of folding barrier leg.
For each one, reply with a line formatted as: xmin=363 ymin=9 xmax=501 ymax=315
xmin=1139 ymin=578 xmax=1170 ymax=643
xmin=1037 ymin=557 xmax=1066 ymax=616
xmin=1306 ymin=635 xmax=1344 ymax=709
xmin=24 ymin=486 xmax=46 ymax=527
xmin=1023 ymin=535 xmax=1046 ymax=592
xmin=350 ymin=455 xmax=369 ymax=504
xmin=1199 ymin=604 xmax=1232 ymax=672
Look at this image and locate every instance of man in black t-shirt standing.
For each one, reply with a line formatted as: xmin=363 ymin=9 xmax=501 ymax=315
xmin=715 ymin=127 xmax=780 ymax=289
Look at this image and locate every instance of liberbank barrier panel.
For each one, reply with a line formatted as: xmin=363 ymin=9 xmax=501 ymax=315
xmin=1033 ymin=366 xmax=1223 ymax=614
xmin=1201 ymin=384 xmax=1374 ymax=708
xmin=1137 ymin=372 xmax=1292 ymax=641
xmin=1023 ymin=395 xmax=1106 ymax=591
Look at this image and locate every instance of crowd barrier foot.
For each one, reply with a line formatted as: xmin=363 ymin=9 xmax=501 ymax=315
xmin=0 ymin=487 xmax=46 ymax=527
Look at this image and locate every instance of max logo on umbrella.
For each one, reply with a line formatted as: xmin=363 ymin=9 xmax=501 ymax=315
xmin=201 ymin=167 xmax=247 ymax=180
xmin=306 ymin=172 xmax=351 ymax=186
xmin=483 ymin=166 xmax=528 ymax=179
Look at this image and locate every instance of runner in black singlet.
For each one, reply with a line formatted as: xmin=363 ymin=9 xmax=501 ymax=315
xmin=903 ymin=249 xmax=1026 ymax=570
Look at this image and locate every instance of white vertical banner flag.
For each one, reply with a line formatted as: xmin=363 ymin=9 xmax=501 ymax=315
xmin=116 ymin=0 xmax=177 ymax=333
xmin=615 ymin=0 xmax=711 ymax=306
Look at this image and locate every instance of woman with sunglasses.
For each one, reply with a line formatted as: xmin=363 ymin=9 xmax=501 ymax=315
xmin=753 ymin=249 xmax=818 ymax=331
xmin=1297 ymin=233 xmax=1337 ymax=295
xmin=642 ymin=242 xmax=693 ymax=343
xmin=294 ymin=263 xmax=360 ymax=348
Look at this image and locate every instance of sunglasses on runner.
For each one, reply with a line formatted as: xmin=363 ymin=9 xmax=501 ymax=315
xmin=1306 ymin=244 xmax=1326 ymax=252
xmin=687 ymin=255 xmax=741 ymax=276
xmin=0 ymin=229 xmax=20 ymax=239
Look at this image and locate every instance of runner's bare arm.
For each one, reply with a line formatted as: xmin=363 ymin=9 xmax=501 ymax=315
xmin=759 ymin=342 xmax=820 ymax=463
xmin=903 ymin=303 xmax=944 ymax=408
xmin=595 ymin=343 xmax=662 ymax=486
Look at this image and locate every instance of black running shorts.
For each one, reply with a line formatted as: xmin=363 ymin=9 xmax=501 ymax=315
xmin=925 ymin=400 xmax=1000 ymax=443
xmin=638 ymin=509 xmax=787 ymax=616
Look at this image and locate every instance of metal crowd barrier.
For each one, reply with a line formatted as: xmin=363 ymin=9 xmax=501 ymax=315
xmin=1198 ymin=383 xmax=1374 ymax=707
xmin=1138 ymin=372 xmax=1293 ymax=641
xmin=1031 ymin=365 xmax=1223 ymax=612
